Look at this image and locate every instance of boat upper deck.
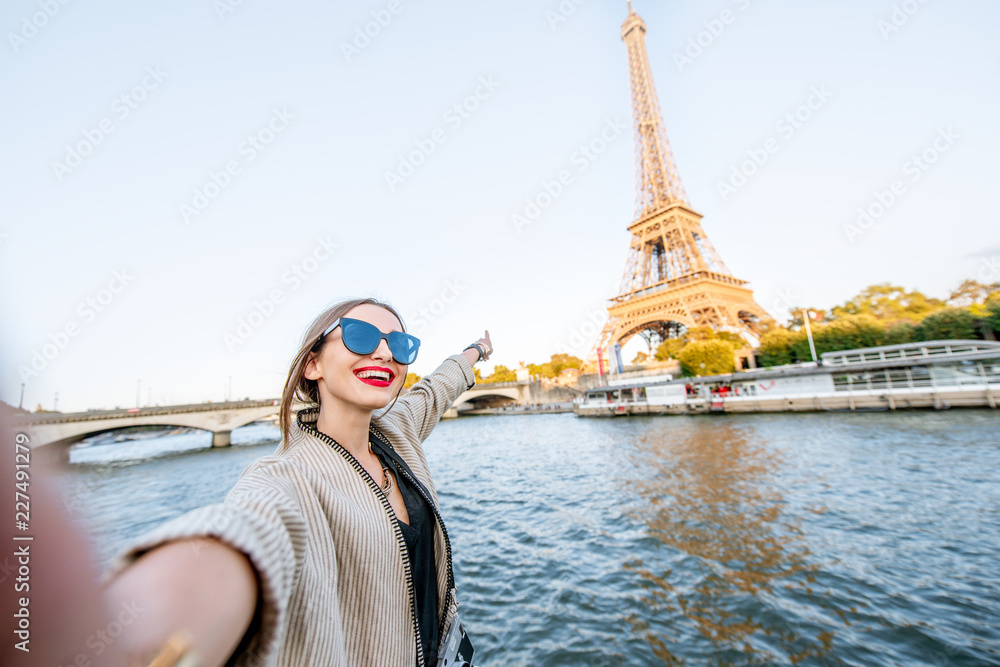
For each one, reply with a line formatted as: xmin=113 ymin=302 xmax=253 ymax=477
xmin=585 ymin=340 xmax=1000 ymax=395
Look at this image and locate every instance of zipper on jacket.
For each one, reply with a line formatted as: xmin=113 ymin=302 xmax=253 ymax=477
xmin=300 ymin=416 xmax=427 ymax=667
xmin=369 ymin=426 xmax=458 ymax=642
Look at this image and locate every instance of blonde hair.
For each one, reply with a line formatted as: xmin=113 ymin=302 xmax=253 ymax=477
xmin=278 ymin=298 xmax=406 ymax=442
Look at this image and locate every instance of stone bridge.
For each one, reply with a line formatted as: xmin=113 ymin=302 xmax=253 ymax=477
xmin=10 ymin=379 xmax=583 ymax=455
xmin=10 ymin=400 xmax=281 ymax=454
xmin=444 ymin=380 xmax=579 ymax=417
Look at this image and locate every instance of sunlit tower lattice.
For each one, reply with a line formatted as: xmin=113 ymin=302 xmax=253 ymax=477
xmin=592 ymin=3 xmax=769 ymax=370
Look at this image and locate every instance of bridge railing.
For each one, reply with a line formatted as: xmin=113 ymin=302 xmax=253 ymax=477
xmin=9 ymin=399 xmax=281 ymax=425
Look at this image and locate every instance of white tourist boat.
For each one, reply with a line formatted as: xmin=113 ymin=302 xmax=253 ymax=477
xmin=574 ymin=340 xmax=1000 ymax=416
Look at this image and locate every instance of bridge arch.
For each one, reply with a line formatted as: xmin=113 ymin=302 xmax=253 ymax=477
xmin=37 ymin=418 xmax=272 ymax=451
xmin=453 ymin=386 xmax=522 ymax=409
xmin=16 ymin=402 xmax=282 ymax=456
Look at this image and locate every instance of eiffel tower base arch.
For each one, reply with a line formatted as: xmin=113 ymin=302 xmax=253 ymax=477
xmin=593 ymin=274 xmax=771 ymax=370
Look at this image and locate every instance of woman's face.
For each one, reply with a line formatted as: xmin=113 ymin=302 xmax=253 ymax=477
xmin=304 ymin=303 xmax=408 ymax=412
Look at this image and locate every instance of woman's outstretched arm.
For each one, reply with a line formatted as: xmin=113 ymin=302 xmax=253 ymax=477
xmin=391 ymin=331 xmax=492 ymax=440
xmin=103 ymin=468 xmax=307 ymax=666
xmin=103 ymin=537 xmax=258 ymax=666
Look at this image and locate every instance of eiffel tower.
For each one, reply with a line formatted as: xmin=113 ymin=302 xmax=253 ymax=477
xmin=593 ymin=3 xmax=769 ymax=369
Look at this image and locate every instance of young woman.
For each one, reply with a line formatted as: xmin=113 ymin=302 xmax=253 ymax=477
xmin=104 ymin=297 xmax=491 ymax=666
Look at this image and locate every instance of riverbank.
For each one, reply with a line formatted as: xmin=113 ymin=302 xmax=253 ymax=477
xmin=458 ymin=401 xmax=574 ymax=416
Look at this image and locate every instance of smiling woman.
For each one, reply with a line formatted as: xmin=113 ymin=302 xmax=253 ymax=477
xmin=101 ymin=297 xmax=491 ymax=667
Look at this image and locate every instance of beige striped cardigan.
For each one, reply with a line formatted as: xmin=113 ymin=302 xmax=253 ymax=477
xmin=109 ymin=354 xmax=477 ymax=666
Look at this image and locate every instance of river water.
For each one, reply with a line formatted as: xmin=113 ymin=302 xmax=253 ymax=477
xmin=57 ymin=411 xmax=1000 ymax=666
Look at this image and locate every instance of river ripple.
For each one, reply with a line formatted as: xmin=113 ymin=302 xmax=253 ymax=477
xmin=58 ymin=411 xmax=1000 ymax=666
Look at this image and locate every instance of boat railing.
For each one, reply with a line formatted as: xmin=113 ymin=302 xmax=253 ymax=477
xmin=831 ymin=359 xmax=1000 ymax=393
xmin=822 ymin=340 xmax=1000 ymax=367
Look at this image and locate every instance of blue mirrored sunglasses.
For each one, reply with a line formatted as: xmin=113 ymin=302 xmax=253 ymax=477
xmin=316 ymin=317 xmax=420 ymax=365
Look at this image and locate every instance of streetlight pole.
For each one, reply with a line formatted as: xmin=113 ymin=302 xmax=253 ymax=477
xmin=802 ymin=309 xmax=818 ymax=363
xmin=136 ymin=379 xmax=141 ymax=408
xmin=18 ymin=383 xmax=25 ymax=410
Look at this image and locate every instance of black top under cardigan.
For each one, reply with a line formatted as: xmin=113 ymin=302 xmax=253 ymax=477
xmin=370 ymin=434 xmax=440 ymax=665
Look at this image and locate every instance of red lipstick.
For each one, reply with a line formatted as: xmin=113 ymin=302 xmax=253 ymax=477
xmin=353 ymin=366 xmax=395 ymax=387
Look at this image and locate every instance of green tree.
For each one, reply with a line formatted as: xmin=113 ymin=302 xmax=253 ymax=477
xmin=654 ymin=338 xmax=685 ymax=361
xmin=678 ymin=340 xmax=737 ymax=376
xmin=832 ymin=283 xmax=944 ymax=323
xmin=632 ymin=351 xmax=649 ymax=365
xmin=548 ymin=353 xmax=582 ymax=374
xmin=683 ymin=326 xmax=717 ymax=342
xmin=652 ymin=326 xmax=748 ymax=362
xmin=948 ymin=279 xmax=1000 ymax=308
xmin=755 ymin=318 xmax=782 ymax=336
xmin=788 ymin=309 xmax=828 ymax=329
xmin=526 ymin=362 xmax=556 ymax=378
xmin=811 ymin=314 xmax=886 ymax=355
xmin=884 ymin=321 xmax=918 ymax=345
xmin=483 ymin=364 xmax=517 ymax=383
xmin=984 ymin=292 xmax=1000 ymax=336
xmin=716 ymin=331 xmax=746 ymax=347
xmin=527 ymin=354 xmax=583 ymax=378
xmin=917 ymin=307 xmax=977 ymax=341
xmin=758 ymin=328 xmax=803 ymax=367
xmin=404 ymin=373 xmax=422 ymax=388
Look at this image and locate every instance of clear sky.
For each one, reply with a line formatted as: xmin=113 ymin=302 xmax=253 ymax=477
xmin=2 ymin=0 xmax=998 ymax=413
